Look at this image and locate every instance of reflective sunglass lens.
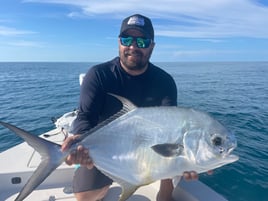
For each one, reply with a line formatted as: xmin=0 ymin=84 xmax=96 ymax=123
xmin=120 ymin=37 xmax=133 ymax=47
xmin=120 ymin=37 xmax=151 ymax=48
xmin=136 ymin=38 xmax=151 ymax=48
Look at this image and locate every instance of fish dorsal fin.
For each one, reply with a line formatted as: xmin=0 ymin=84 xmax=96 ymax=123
xmin=151 ymin=143 xmax=184 ymax=157
xmin=79 ymin=93 xmax=137 ymax=140
xmin=108 ymin=93 xmax=137 ymax=112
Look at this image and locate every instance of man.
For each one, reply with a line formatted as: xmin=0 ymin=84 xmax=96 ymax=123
xmin=62 ymin=14 xmax=200 ymax=201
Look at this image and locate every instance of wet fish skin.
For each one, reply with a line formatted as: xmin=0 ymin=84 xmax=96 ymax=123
xmin=0 ymin=94 xmax=238 ymax=201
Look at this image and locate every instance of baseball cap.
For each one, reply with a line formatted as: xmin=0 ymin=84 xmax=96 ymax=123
xmin=119 ymin=14 xmax=154 ymax=40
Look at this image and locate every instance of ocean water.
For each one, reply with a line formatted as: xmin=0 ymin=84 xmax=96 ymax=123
xmin=0 ymin=61 xmax=267 ymax=201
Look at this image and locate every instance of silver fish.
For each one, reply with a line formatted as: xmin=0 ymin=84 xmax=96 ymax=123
xmin=0 ymin=94 xmax=238 ymax=201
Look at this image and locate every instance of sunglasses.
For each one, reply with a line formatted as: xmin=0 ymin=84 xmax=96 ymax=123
xmin=119 ymin=36 xmax=152 ymax=48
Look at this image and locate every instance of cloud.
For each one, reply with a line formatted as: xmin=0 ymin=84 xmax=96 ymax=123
xmin=0 ymin=26 xmax=36 ymax=36
xmin=169 ymin=49 xmax=242 ymax=61
xmin=22 ymin=0 xmax=268 ymax=39
xmin=5 ymin=40 xmax=45 ymax=47
xmin=194 ymin=38 xmax=224 ymax=43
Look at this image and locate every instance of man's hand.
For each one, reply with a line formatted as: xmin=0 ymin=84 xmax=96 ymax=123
xmin=183 ymin=170 xmax=213 ymax=181
xmin=61 ymin=135 xmax=94 ymax=169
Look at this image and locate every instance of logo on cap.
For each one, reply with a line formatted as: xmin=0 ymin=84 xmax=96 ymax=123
xmin=127 ymin=16 xmax=145 ymax=26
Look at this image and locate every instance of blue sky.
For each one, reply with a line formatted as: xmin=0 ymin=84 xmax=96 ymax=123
xmin=1 ymin=0 xmax=268 ymax=62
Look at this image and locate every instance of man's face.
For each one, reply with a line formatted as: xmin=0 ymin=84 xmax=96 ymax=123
xmin=119 ymin=29 xmax=155 ymax=74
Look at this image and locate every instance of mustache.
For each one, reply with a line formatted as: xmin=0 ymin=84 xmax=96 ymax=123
xmin=124 ymin=50 xmax=143 ymax=56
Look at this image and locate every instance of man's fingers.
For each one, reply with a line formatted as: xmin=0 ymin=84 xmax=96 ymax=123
xmin=190 ymin=171 xmax=199 ymax=180
xmin=183 ymin=171 xmax=199 ymax=181
xmin=183 ymin=170 xmax=212 ymax=181
xmin=207 ymin=170 xmax=213 ymax=175
xmin=61 ymin=135 xmax=81 ymax=152
xmin=78 ymin=146 xmax=94 ymax=168
xmin=182 ymin=172 xmax=190 ymax=181
xmin=63 ymin=142 xmax=93 ymax=169
xmin=65 ymin=150 xmax=77 ymax=165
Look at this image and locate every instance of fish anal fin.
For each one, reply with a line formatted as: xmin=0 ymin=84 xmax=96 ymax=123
xmin=151 ymin=143 xmax=184 ymax=157
xmin=95 ymin=168 xmax=139 ymax=201
xmin=118 ymin=181 xmax=139 ymax=201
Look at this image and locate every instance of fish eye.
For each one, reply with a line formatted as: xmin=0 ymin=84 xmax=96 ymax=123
xmin=212 ymin=136 xmax=223 ymax=146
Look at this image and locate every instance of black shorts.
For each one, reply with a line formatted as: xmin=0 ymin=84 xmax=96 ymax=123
xmin=73 ymin=166 xmax=113 ymax=193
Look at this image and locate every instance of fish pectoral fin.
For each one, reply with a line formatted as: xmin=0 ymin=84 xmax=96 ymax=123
xmin=118 ymin=181 xmax=139 ymax=201
xmin=151 ymin=143 xmax=184 ymax=157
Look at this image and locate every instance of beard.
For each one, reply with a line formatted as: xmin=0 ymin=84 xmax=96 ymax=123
xmin=119 ymin=49 xmax=150 ymax=72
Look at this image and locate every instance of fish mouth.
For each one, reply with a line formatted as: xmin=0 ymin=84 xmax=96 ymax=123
xmin=196 ymin=153 xmax=239 ymax=171
xmin=211 ymin=154 xmax=239 ymax=169
xmin=216 ymin=145 xmax=238 ymax=161
xmin=220 ymin=154 xmax=239 ymax=164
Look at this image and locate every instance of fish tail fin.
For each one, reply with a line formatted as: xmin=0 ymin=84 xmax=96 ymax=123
xmin=0 ymin=121 xmax=65 ymax=201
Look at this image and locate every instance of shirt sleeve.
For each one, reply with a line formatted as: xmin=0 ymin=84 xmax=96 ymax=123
xmin=161 ymin=74 xmax=178 ymax=107
xmin=71 ymin=67 xmax=105 ymax=134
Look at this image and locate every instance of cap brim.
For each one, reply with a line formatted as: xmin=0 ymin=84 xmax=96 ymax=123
xmin=119 ymin=27 xmax=151 ymax=39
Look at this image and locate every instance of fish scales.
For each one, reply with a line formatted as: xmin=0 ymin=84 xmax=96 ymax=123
xmin=84 ymin=107 xmax=190 ymax=182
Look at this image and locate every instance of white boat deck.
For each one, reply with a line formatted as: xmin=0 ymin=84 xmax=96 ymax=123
xmin=0 ymin=128 xmax=228 ymax=201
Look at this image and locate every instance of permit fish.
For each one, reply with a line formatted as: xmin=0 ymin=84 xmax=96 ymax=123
xmin=0 ymin=94 xmax=238 ymax=201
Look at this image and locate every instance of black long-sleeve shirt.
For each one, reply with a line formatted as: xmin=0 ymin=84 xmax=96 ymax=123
xmin=72 ymin=57 xmax=177 ymax=134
